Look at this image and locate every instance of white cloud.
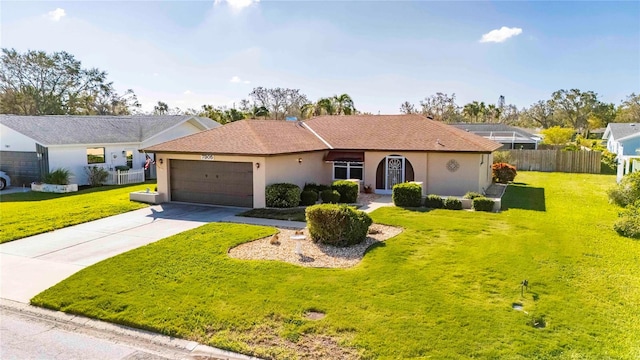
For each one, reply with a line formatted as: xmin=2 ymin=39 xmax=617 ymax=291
xmin=46 ymin=8 xmax=66 ymax=22
xmin=230 ymin=76 xmax=250 ymax=84
xmin=480 ymin=26 xmax=523 ymax=43
xmin=152 ymin=72 xmax=159 ymax=77
xmin=184 ymin=90 xmax=193 ymax=95
xmin=214 ymin=0 xmax=259 ymax=11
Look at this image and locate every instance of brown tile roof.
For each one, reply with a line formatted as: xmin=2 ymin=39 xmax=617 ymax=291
xmin=143 ymin=119 xmax=327 ymax=155
xmin=304 ymin=114 xmax=502 ymax=152
xmin=145 ymin=115 xmax=502 ymax=154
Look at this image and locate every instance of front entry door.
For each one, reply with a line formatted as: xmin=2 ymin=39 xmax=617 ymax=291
xmin=386 ymin=156 xmax=404 ymax=190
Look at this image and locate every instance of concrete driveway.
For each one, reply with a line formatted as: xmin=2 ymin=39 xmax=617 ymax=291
xmin=0 ymin=204 xmax=243 ymax=303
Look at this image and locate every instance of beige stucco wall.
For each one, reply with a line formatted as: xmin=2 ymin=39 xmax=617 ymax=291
xmin=154 ymin=152 xmax=267 ymax=207
xmin=365 ymin=151 xmax=491 ymax=196
xmin=427 ymin=152 xmax=488 ymax=196
xmin=265 ymin=151 xmax=332 ymax=189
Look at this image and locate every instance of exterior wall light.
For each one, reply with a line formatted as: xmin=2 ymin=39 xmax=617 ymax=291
xmin=256 ymin=162 xmax=260 ymax=169
xmin=158 ymin=158 xmax=164 ymax=165
xmin=298 ymin=158 xmax=303 ymax=164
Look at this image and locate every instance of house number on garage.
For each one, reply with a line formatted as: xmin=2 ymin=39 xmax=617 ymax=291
xmin=201 ymin=154 xmax=215 ymax=160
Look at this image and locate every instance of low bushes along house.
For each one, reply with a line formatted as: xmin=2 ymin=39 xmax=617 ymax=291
xmin=144 ymin=115 xmax=502 ymax=208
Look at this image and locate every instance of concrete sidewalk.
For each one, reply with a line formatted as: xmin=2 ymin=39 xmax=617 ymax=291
xmin=0 ymin=203 xmax=243 ymax=303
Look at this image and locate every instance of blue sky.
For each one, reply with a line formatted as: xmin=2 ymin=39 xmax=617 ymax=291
xmin=2 ymin=1 xmax=639 ymax=114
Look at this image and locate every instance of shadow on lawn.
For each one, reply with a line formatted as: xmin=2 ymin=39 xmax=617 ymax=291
xmin=501 ymin=183 xmax=546 ymax=211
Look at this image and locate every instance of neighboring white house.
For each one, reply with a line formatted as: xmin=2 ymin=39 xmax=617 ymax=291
xmin=603 ymin=123 xmax=640 ymax=182
xmin=0 ymin=115 xmax=219 ymax=186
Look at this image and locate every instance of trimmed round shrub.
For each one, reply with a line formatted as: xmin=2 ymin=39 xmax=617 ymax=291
xmin=306 ymin=204 xmax=373 ymax=247
xmin=300 ymin=190 xmax=318 ymax=206
xmin=265 ymin=183 xmax=301 ymax=208
xmin=320 ymin=189 xmax=341 ymax=204
xmin=332 ymin=180 xmax=359 ymax=203
xmin=424 ymin=194 xmax=444 ymax=209
xmin=392 ymin=182 xmax=422 ymax=207
xmin=613 ymin=203 xmax=640 ymax=239
xmin=463 ymin=191 xmax=484 ymax=199
xmin=443 ymin=197 xmax=463 ymax=210
xmin=608 ymin=171 xmax=640 ymax=208
xmin=472 ymin=197 xmax=495 ymax=212
xmin=492 ymin=162 xmax=517 ymax=183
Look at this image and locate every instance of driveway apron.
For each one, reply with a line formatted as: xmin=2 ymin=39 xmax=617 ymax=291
xmin=0 ymin=203 xmax=242 ymax=303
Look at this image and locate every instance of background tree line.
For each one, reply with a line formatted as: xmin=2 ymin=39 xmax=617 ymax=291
xmin=1 ymin=48 xmax=638 ymax=133
xmin=400 ymin=91 xmax=638 ymax=136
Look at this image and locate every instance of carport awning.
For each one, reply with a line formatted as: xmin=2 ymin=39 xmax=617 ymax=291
xmin=324 ymin=151 xmax=364 ymax=162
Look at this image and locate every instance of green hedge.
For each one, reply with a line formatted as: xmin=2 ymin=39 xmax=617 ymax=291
xmin=320 ymin=189 xmax=341 ymax=204
xmin=332 ymin=180 xmax=359 ymax=203
xmin=424 ymin=194 xmax=444 ymax=209
xmin=463 ymin=191 xmax=484 ymax=199
xmin=306 ymin=204 xmax=373 ymax=247
xmin=303 ymin=183 xmax=331 ymax=195
xmin=392 ymin=182 xmax=422 ymax=207
xmin=443 ymin=197 xmax=463 ymax=210
xmin=265 ymin=183 xmax=301 ymax=208
xmin=608 ymin=172 xmax=640 ymax=208
xmin=613 ymin=202 xmax=640 ymax=238
xmin=300 ymin=190 xmax=318 ymax=206
xmin=472 ymin=197 xmax=495 ymax=212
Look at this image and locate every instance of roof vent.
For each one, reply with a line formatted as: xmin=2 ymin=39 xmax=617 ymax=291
xmin=631 ymin=123 xmax=636 ymax=126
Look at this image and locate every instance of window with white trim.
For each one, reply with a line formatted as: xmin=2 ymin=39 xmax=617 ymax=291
xmin=333 ymin=162 xmax=363 ymax=180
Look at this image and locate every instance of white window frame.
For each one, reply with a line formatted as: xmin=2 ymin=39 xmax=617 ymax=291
xmin=332 ymin=161 xmax=364 ymax=181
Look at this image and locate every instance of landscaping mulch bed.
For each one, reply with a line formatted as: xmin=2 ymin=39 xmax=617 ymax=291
xmin=228 ymin=224 xmax=402 ymax=268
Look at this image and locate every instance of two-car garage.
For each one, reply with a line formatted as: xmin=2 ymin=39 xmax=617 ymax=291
xmin=169 ymin=160 xmax=254 ymax=207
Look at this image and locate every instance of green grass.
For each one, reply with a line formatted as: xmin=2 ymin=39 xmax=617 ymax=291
xmin=31 ymin=173 xmax=640 ymax=359
xmin=239 ymin=207 xmax=307 ymax=222
xmin=0 ymin=183 xmax=154 ymax=243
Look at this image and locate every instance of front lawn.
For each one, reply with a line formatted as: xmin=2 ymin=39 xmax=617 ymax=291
xmin=0 ymin=183 xmax=154 ymax=243
xmin=31 ymin=173 xmax=640 ymax=359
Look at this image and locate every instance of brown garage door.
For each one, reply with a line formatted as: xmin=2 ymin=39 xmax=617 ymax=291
xmin=170 ymin=160 xmax=253 ymax=207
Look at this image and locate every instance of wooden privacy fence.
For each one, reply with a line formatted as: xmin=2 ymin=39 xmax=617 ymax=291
xmin=506 ymin=150 xmax=601 ymax=174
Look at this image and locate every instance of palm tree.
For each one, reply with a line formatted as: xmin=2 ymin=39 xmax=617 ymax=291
xmin=333 ymin=93 xmax=355 ymax=115
xmin=317 ymin=97 xmax=337 ymax=115
xmin=301 ymin=102 xmax=322 ymax=119
xmin=154 ymin=101 xmax=169 ymax=115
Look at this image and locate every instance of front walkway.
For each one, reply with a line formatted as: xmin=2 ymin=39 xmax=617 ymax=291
xmin=0 ymin=204 xmax=243 ymax=303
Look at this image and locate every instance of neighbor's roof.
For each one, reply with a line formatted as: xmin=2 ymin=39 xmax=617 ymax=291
xmin=449 ymin=123 xmax=540 ymax=143
xmin=450 ymin=123 xmax=538 ymax=138
xmin=0 ymin=115 xmax=219 ymax=145
xmin=604 ymin=123 xmax=640 ymax=141
xmin=144 ymin=120 xmax=328 ymax=155
xmin=145 ymin=114 xmax=502 ymax=155
xmin=304 ymin=115 xmax=502 ymax=152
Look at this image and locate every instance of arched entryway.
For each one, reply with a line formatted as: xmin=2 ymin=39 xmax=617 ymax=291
xmin=375 ymin=155 xmax=414 ymax=193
